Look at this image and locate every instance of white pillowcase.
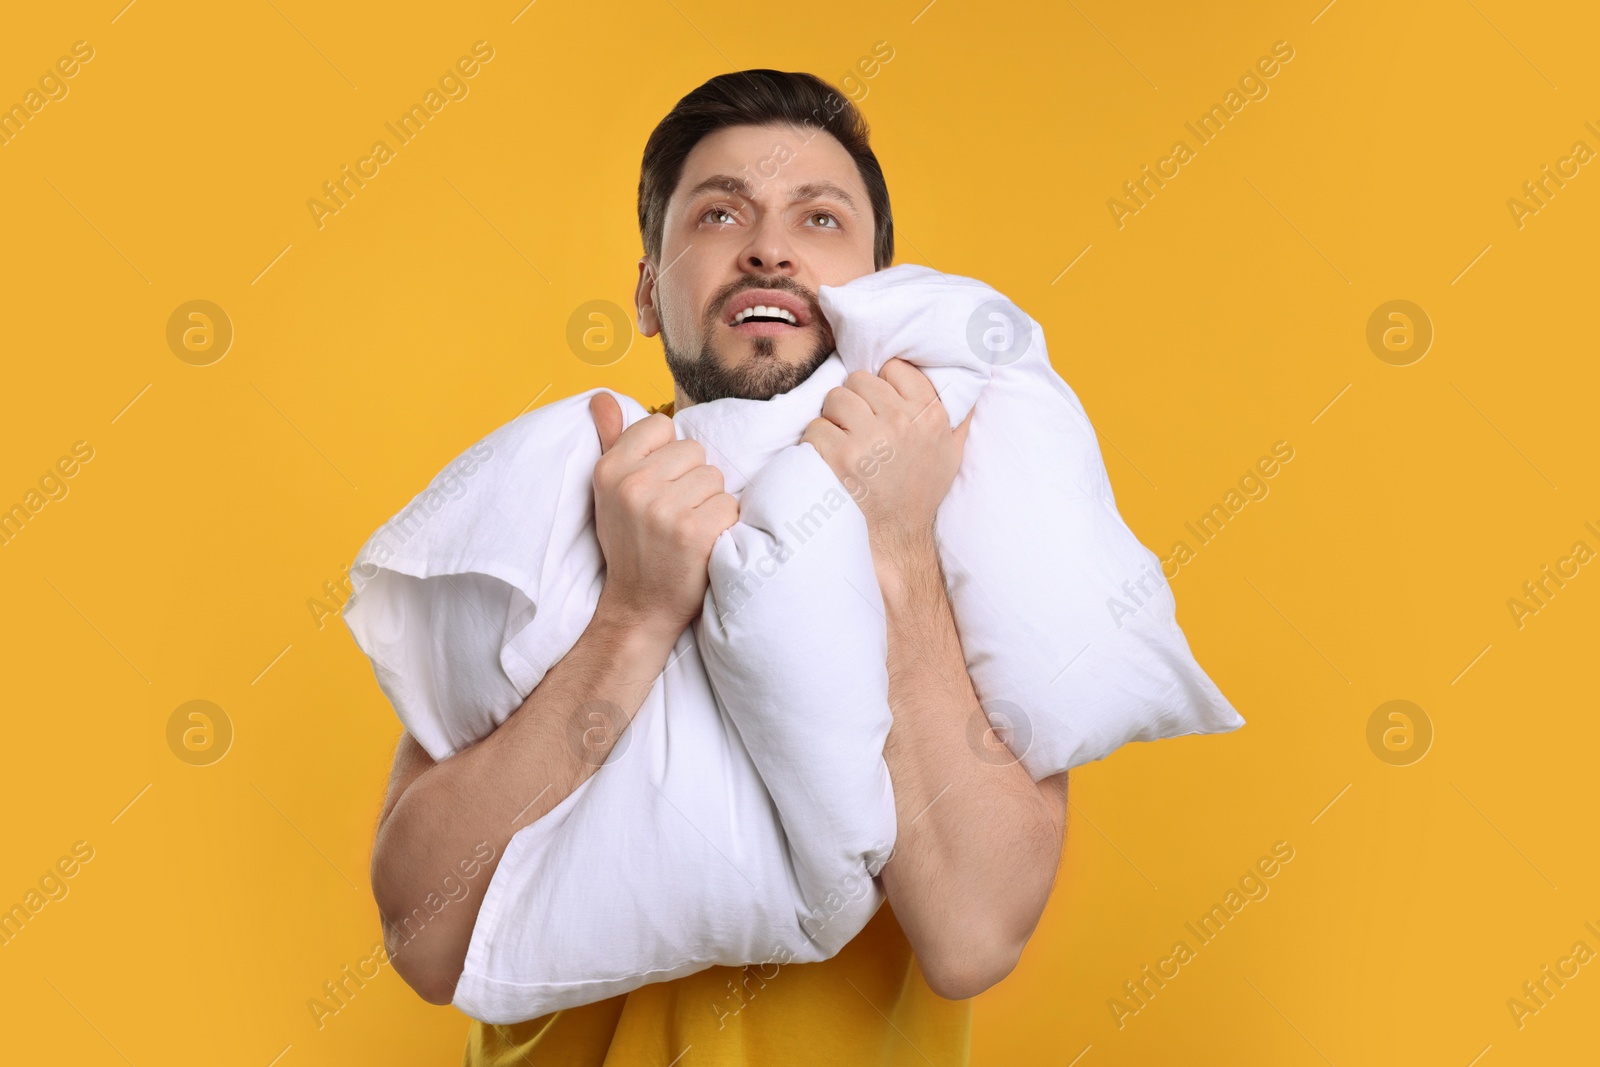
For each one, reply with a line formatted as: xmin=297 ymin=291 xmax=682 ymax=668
xmin=342 ymin=264 xmax=1242 ymax=1024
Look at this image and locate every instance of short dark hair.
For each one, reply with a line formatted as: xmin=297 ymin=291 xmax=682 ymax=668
xmin=637 ymin=70 xmax=893 ymax=271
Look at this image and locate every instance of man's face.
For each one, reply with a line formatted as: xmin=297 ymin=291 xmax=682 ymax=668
xmin=636 ymin=121 xmax=878 ymax=407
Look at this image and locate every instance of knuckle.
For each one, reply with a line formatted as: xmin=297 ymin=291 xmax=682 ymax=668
xmin=646 ymin=505 xmax=680 ymax=538
xmin=640 ymin=416 xmax=672 ymax=446
xmin=618 ymin=475 xmax=653 ymax=510
xmin=672 ymin=512 xmax=703 ymax=545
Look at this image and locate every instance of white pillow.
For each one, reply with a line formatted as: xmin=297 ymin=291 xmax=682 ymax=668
xmin=342 ymin=263 xmax=1242 ymax=1024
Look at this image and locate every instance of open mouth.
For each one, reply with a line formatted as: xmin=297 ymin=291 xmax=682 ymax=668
xmin=728 ymin=305 xmax=804 ymax=335
xmin=720 ymin=288 xmax=813 ymax=338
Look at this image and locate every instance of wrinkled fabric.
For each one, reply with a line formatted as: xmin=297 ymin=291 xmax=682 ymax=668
xmin=342 ymin=264 xmax=1243 ymax=1024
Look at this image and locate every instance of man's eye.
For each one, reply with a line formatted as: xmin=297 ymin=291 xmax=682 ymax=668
xmin=807 ymin=211 xmax=840 ymax=228
xmin=703 ymin=207 xmax=738 ymax=225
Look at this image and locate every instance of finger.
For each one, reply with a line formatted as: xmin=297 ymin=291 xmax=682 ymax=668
xmin=842 ymin=368 xmax=900 ymax=415
xmin=610 ymin=410 xmax=677 ymax=463
xmin=692 ymin=491 xmax=741 ymax=534
xmin=673 ymin=463 xmax=727 ymax=508
xmin=802 ymin=414 xmax=849 ymax=459
xmin=903 ymin=393 xmax=948 ymax=433
xmin=879 ymin=358 xmax=938 ymax=404
xmin=639 ymin=437 xmax=713 ymax=482
xmin=589 ymin=392 xmax=624 ymax=454
xmin=820 ymin=384 xmax=875 ymax=433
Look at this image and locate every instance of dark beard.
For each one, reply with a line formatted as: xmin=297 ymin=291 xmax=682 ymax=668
xmin=664 ymin=330 xmax=835 ymax=404
xmin=662 ymin=287 xmax=835 ymax=404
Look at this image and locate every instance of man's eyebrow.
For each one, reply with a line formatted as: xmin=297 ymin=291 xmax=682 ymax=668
xmin=683 ymin=174 xmax=753 ymax=202
xmin=790 ymin=181 xmax=860 ymax=215
xmin=683 ymin=174 xmax=861 ymax=216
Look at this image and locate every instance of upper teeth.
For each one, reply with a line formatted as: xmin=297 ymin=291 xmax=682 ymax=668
xmin=732 ymin=305 xmax=798 ymax=325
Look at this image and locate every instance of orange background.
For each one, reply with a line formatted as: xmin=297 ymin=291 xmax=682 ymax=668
xmin=2 ymin=1 xmax=1596 ymax=1063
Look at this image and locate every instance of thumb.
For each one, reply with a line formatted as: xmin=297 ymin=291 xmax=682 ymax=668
xmin=589 ymin=392 xmax=623 ymax=454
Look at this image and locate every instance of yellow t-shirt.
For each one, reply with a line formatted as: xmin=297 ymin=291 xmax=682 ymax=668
xmin=461 ymin=899 xmax=971 ymax=1066
xmin=466 ymin=394 xmax=969 ymax=1064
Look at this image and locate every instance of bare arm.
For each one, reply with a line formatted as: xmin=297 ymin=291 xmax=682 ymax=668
xmin=874 ymin=531 xmax=1069 ymax=1000
xmin=802 ymin=359 xmax=1070 ymax=1000
xmin=370 ymin=597 xmax=680 ymax=1005
xmin=370 ymin=393 xmax=738 ymax=1005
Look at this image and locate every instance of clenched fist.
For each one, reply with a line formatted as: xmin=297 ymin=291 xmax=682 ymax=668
xmin=588 ymin=393 xmax=740 ymax=642
xmin=801 ymin=358 xmax=973 ymax=555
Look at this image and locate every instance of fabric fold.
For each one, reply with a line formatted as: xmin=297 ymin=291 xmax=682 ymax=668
xmin=341 ymin=263 xmax=1244 ymax=1025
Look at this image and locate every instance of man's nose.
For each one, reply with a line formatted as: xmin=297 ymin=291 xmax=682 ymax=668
xmin=739 ymin=213 xmax=797 ymax=274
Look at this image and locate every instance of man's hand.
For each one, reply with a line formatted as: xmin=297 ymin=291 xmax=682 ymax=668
xmin=588 ymin=392 xmax=740 ymax=641
xmin=801 ymin=358 xmax=974 ymax=564
xmin=371 ymin=396 xmax=739 ymax=1007
xmin=803 ymin=360 xmax=1064 ymax=999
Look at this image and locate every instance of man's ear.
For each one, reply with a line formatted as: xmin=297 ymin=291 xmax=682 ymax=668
xmin=635 ymin=257 xmax=661 ymax=338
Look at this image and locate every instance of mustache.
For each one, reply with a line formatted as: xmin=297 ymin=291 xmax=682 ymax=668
xmin=707 ymin=277 xmax=820 ymax=324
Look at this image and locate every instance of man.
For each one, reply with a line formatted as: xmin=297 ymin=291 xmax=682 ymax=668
xmin=368 ymin=69 xmax=1070 ymax=1064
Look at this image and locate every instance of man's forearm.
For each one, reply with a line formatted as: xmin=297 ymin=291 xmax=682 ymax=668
xmin=370 ymin=595 xmax=680 ymax=1002
xmin=873 ymin=531 xmax=1065 ymax=1000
